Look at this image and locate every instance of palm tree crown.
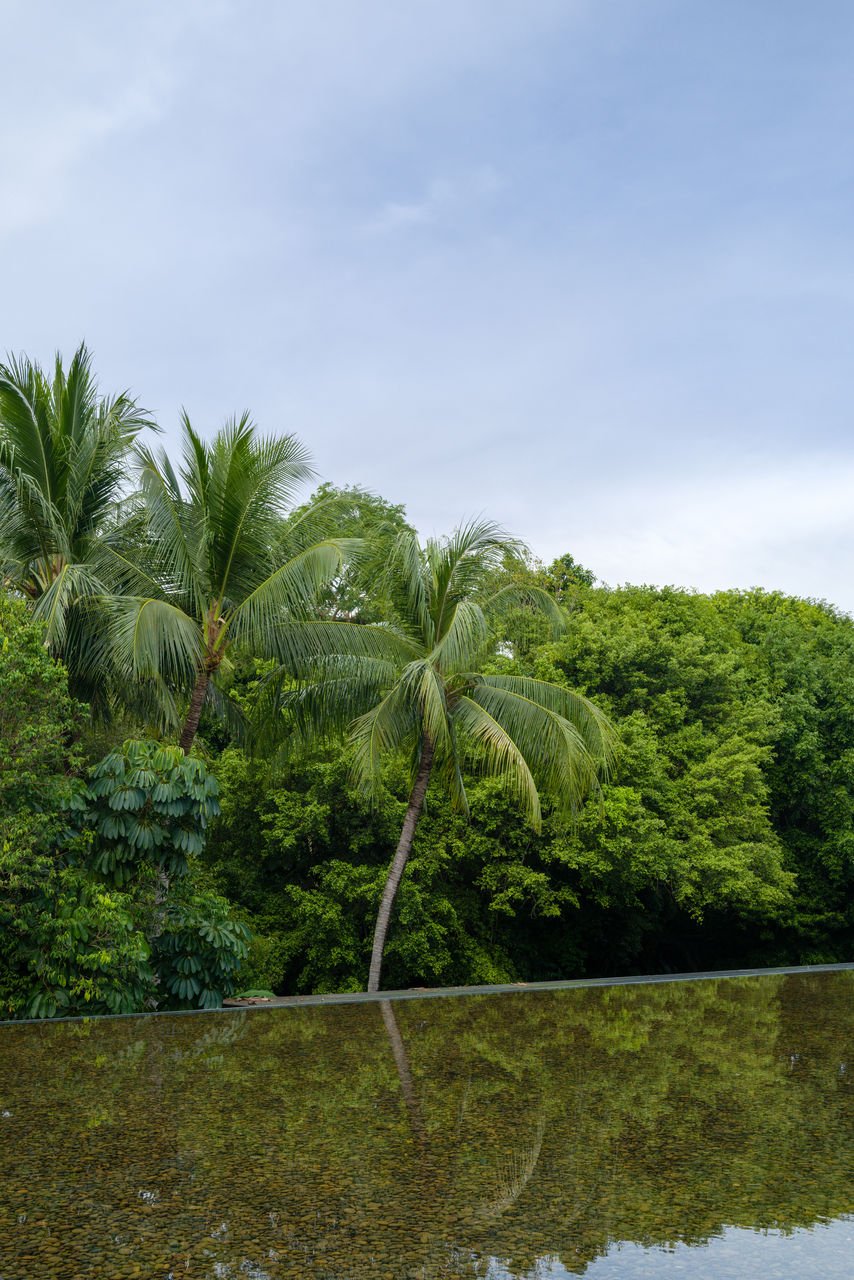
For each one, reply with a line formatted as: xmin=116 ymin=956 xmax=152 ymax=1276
xmin=0 ymin=343 xmax=153 ymax=705
xmin=111 ymin=412 xmax=354 ymax=752
xmin=280 ymin=518 xmax=618 ymax=990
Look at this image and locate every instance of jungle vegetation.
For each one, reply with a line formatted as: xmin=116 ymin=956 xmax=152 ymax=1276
xmin=2 ymin=345 xmax=854 ymax=1015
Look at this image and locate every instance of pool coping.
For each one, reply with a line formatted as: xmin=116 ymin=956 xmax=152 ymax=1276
xmin=2 ymin=960 xmax=853 ymax=1026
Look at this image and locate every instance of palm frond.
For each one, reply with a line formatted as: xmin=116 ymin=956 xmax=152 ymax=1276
xmin=453 ymin=694 xmax=542 ymax=828
xmin=178 ymin=412 xmax=212 ymax=512
xmin=204 ymin=678 xmax=247 ymax=747
xmin=477 ymin=674 xmax=618 ymax=769
xmin=383 ymin=528 xmax=431 ymax=645
xmin=267 ymin=618 xmax=421 ymax=671
xmin=349 ymin=682 xmax=420 ymax=801
xmin=111 ymin=596 xmax=204 ymax=683
xmin=204 ymin=415 xmax=315 ymax=602
xmin=277 ymin=488 xmax=371 ymax=560
xmin=56 ymin=344 xmax=95 ymax=448
xmin=484 ymin=583 xmax=566 ymax=637
xmin=428 ymin=600 xmax=490 ymax=674
xmin=228 ymin=539 xmax=368 ymax=649
xmin=136 ymin=444 xmax=206 ymax=612
xmin=434 ymin=713 xmax=470 ymax=818
xmin=32 ymin=561 xmax=105 ymax=649
xmin=398 ymin=659 xmax=453 ymax=755
xmin=270 ymin=655 xmax=399 ymax=743
xmin=95 ymin=542 xmax=171 ymax=602
xmin=0 ymin=467 xmax=63 ymax=574
xmin=0 ymin=356 xmax=54 ymax=504
xmin=432 ymin=517 xmax=525 ymax=635
xmin=462 ymin=681 xmax=607 ymax=815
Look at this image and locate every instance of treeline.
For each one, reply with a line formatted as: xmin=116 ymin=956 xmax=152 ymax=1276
xmin=2 ymin=344 xmax=854 ymax=1015
xmin=204 ymin=576 xmax=854 ymax=991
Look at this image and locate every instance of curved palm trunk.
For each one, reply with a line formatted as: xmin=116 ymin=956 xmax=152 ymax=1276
xmin=179 ymin=670 xmax=210 ymax=755
xmin=367 ymin=734 xmax=435 ymax=992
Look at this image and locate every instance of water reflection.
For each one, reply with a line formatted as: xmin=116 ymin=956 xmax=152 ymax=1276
xmin=1 ymin=971 xmax=854 ymax=1278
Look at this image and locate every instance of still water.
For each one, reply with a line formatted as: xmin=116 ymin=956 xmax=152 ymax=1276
xmin=2 ymin=969 xmax=854 ymax=1278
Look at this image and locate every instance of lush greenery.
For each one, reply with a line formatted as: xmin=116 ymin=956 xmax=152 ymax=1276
xmin=267 ymin=518 xmax=617 ymax=989
xmin=0 ymin=344 xmax=153 ymax=714
xmin=2 ymin=344 xmax=854 ymax=1015
xmin=203 ymin=580 xmax=854 ymax=992
xmin=0 ymin=597 xmax=248 ymax=1017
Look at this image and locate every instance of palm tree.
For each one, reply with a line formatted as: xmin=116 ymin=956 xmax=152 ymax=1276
xmin=0 ymin=343 xmax=153 ymax=707
xmin=279 ymin=519 xmax=618 ymax=992
xmin=109 ymin=412 xmax=357 ymax=753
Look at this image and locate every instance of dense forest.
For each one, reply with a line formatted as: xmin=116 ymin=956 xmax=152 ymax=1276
xmin=2 ymin=345 xmax=854 ymax=1018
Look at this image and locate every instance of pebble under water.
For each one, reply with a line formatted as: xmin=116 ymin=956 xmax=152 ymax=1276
xmin=2 ymin=969 xmax=854 ymax=1278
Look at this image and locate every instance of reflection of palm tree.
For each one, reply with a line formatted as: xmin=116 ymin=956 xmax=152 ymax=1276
xmin=378 ymin=999 xmax=551 ymax=1278
xmin=479 ymin=1113 xmax=547 ymax=1218
xmin=380 ymin=999 xmax=429 ymax=1155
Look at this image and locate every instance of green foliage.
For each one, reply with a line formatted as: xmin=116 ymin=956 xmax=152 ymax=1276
xmin=0 ymin=810 xmax=156 ymax=1019
xmin=0 ymin=597 xmax=153 ymax=1018
xmin=68 ymin=742 xmax=249 ymax=1013
xmin=152 ymin=882 xmax=250 ymax=1009
xmin=207 ymin=580 xmax=854 ymax=992
xmin=0 ymin=595 xmax=83 ymax=805
xmin=78 ymin=740 xmax=221 ymax=884
xmin=507 ymin=584 xmax=795 ymax=971
xmin=6 ymin=347 xmax=854 ymax=1000
xmin=545 ymin=551 xmax=597 ymax=595
xmin=283 ymin=482 xmax=414 ymax=623
xmin=273 ymin=518 xmax=616 ymax=826
xmin=0 ymin=343 xmax=154 ymax=713
xmin=109 ymin=413 xmax=355 ymax=750
xmin=712 ymin=589 xmax=854 ymax=962
xmin=0 ymin=597 xmax=249 ymax=1017
xmin=200 ymin=746 xmax=399 ymax=992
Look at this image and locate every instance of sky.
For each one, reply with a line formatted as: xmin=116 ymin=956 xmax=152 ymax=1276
xmin=3 ymin=1 xmax=854 ymax=607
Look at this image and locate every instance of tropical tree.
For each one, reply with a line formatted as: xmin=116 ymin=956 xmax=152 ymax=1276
xmin=109 ymin=412 xmax=356 ymax=753
xmin=278 ymin=520 xmax=618 ymax=991
xmin=0 ymin=343 xmax=154 ymax=708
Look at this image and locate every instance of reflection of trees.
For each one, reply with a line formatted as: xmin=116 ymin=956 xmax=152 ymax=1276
xmin=1 ymin=972 xmax=854 ymax=1277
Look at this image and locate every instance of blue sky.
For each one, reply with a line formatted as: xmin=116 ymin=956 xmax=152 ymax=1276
xmin=4 ymin=2 xmax=854 ymax=605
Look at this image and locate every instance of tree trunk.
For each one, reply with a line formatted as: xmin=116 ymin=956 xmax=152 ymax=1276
xmin=178 ymin=670 xmax=210 ymax=755
xmin=368 ymin=734 xmax=435 ymax=992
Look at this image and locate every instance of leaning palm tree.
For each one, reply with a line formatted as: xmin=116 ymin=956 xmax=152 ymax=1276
xmin=0 ymin=343 xmax=154 ymax=708
xmin=278 ymin=519 xmax=618 ymax=992
xmin=109 ymin=412 xmax=357 ymax=753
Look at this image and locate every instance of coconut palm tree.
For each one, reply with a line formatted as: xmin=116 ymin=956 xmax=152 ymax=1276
xmin=109 ymin=411 xmax=359 ymax=753
xmin=278 ymin=519 xmax=618 ymax=992
xmin=0 ymin=343 xmax=154 ymax=708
